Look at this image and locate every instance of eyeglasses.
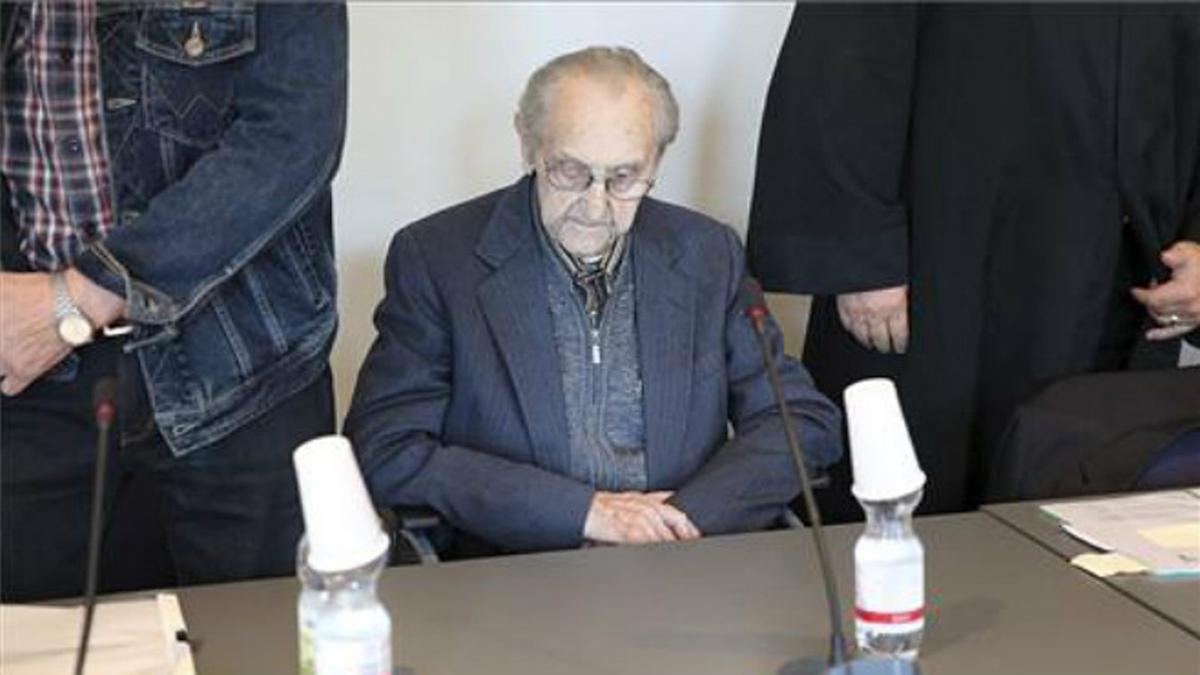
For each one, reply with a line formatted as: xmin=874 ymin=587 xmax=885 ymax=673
xmin=542 ymin=157 xmax=655 ymax=202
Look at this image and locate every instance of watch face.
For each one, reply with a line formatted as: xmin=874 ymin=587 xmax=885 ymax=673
xmin=58 ymin=314 xmax=93 ymax=346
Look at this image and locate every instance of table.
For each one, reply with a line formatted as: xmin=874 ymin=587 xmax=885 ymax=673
xmin=176 ymin=512 xmax=1200 ymax=674
xmin=984 ymin=496 xmax=1200 ymax=639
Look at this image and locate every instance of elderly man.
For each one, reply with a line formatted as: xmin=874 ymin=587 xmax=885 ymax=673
xmin=345 ymin=47 xmax=841 ymax=555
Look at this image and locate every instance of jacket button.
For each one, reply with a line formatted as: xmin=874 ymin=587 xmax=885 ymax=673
xmin=58 ymin=137 xmax=83 ymax=155
xmin=1121 ymin=214 xmax=1132 ymax=225
xmin=184 ymin=22 xmax=206 ymax=59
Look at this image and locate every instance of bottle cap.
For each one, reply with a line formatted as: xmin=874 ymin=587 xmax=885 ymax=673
xmin=293 ymin=435 xmax=390 ymax=572
xmin=844 ymin=378 xmax=926 ymax=502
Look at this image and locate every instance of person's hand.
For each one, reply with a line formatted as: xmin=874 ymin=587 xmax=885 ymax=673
xmin=1131 ymin=241 xmax=1200 ymax=341
xmin=1 ymin=272 xmax=70 ymax=396
xmin=836 ymin=284 xmax=909 ymax=353
xmin=0 ymin=269 xmax=124 ymax=396
xmin=583 ymin=491 xmax=701 ymax=545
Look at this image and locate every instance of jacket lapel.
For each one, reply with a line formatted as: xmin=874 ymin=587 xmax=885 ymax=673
xmin=476 ymin=177 xmax=572 ymax=474
xmin=632 ymin=201 xmax=695 ymax=486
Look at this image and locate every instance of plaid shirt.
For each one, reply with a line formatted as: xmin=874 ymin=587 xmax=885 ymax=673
xmin=1 ymin=0 xmax=114 ymax=272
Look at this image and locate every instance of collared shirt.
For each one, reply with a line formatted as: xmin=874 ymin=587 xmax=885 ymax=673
xmin=1 ymin=0 xmax=115 ymax=272
xmin=546 ymin=227 xmax=627 ymax=326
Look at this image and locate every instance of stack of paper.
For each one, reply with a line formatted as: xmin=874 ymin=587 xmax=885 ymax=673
xmin=1041 ymin=489 xmax=1200 ymax=577
xmin=0 ymin=593 xmax=195 ymax=675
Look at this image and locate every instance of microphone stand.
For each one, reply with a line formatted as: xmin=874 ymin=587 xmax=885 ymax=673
xmin=744 ymin=298 xmax=849 ymax=667
xmin=740 ymin=280 xmax=917 ymax=675
xmin=74 ymin=379 xmax=118 ymax=675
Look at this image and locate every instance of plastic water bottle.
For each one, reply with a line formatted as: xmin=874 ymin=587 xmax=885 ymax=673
xmin=843 ymin=378 xmax=928 ymax=661
xmin=854 ymin=488 xmax=924 ymax=659
xmin=297 ymin=537 xmax=391 ymax=675
xmin=293 ymin=436 xmax=395 ymax=675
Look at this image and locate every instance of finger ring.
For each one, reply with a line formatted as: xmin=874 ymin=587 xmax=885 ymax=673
xmin=1165 ymin=313 xmax=1182 ymax=326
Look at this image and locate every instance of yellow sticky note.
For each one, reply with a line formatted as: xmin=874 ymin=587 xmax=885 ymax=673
xmin=1070 ymin=552 xmax=1150 ymax=578
xmin=1139 ymin=523 xmax=1200 ymax=551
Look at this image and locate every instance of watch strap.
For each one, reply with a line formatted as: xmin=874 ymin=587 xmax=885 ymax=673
xmin=51 ymin=271 xmax=79 ymax=321
xmin=51 ymin=271 xmax=95 ymax=346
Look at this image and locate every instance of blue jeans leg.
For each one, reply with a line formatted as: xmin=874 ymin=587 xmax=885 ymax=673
xmin=145 ymin=368 xmax=334 ymax=585
xmin=1 ymin=339 xmax=334 ymax=600
xmin=1 ymin=340 xmax=173 ymax=601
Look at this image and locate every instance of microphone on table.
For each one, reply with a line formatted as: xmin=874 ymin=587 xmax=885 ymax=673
xmin=737 ymin=279 xmax=918 ymax=675
xmin=74 ymin=377 xmax=118 ymax=675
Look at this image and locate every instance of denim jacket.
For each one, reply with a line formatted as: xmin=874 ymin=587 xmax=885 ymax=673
xmin=1 ymin=2 xmax=348 ymax=456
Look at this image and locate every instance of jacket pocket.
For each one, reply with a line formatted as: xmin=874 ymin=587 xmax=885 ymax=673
xmin=136 ymin=1 xmax=256 ymax=67
xmin=134 ymin=2 xmax=256 ymax=149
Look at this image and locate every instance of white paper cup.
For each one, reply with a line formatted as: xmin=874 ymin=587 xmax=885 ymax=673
xmin=293 ymin=435 xmax=390 ymax=572
xmin=844 ymin=378 xmax=926 ymax=502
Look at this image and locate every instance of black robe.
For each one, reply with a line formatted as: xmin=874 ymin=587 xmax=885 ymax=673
xmin=746 ymin=3 xmax=1200 ymax=521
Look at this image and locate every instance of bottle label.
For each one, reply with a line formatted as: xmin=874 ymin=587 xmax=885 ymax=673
xmin=854 ymin=607 xmax=925 ymax=624
xmin=855 ymin=538 xmax=924 ymax=635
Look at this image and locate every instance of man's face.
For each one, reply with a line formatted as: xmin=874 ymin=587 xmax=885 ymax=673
xmin=533 ymin=74 xmax=660 ymax=260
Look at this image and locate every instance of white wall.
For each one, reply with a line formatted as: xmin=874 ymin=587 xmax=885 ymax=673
xmin=331 ymin=2 xmax=810 ymax=419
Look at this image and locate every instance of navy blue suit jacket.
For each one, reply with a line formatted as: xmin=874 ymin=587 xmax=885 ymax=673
xmin=345 ymin=176 xmax=842 ymax=553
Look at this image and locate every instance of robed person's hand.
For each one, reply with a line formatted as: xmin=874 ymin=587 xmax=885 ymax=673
xmin=1132 ymin=240 xmax=1200 ymax=341
xmin=836 ymin=284 xmax=909 ymax=354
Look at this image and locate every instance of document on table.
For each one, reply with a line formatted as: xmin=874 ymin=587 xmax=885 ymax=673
xmin=0 ymin=593 xmax=195 ymax=675
xmin=1041 ymin=489 xmax=1200 ymax=576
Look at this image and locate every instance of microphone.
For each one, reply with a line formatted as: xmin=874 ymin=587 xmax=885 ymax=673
xmin=738 ymin=279 xmax=918 ymax=675
xmin=74 ymin=377 xmax=118 ymax=675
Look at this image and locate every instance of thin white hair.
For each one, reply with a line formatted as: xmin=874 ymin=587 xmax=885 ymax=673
xmin=515 ymin=46 xmax=680 ymax=167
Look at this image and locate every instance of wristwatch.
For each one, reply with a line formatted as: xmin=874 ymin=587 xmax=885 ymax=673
xmin=51 ymin=271 xmax=95 ymax=347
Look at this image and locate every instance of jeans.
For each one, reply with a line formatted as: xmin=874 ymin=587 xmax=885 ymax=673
xmin=1 ymin=339 xmax=333 ymax=602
